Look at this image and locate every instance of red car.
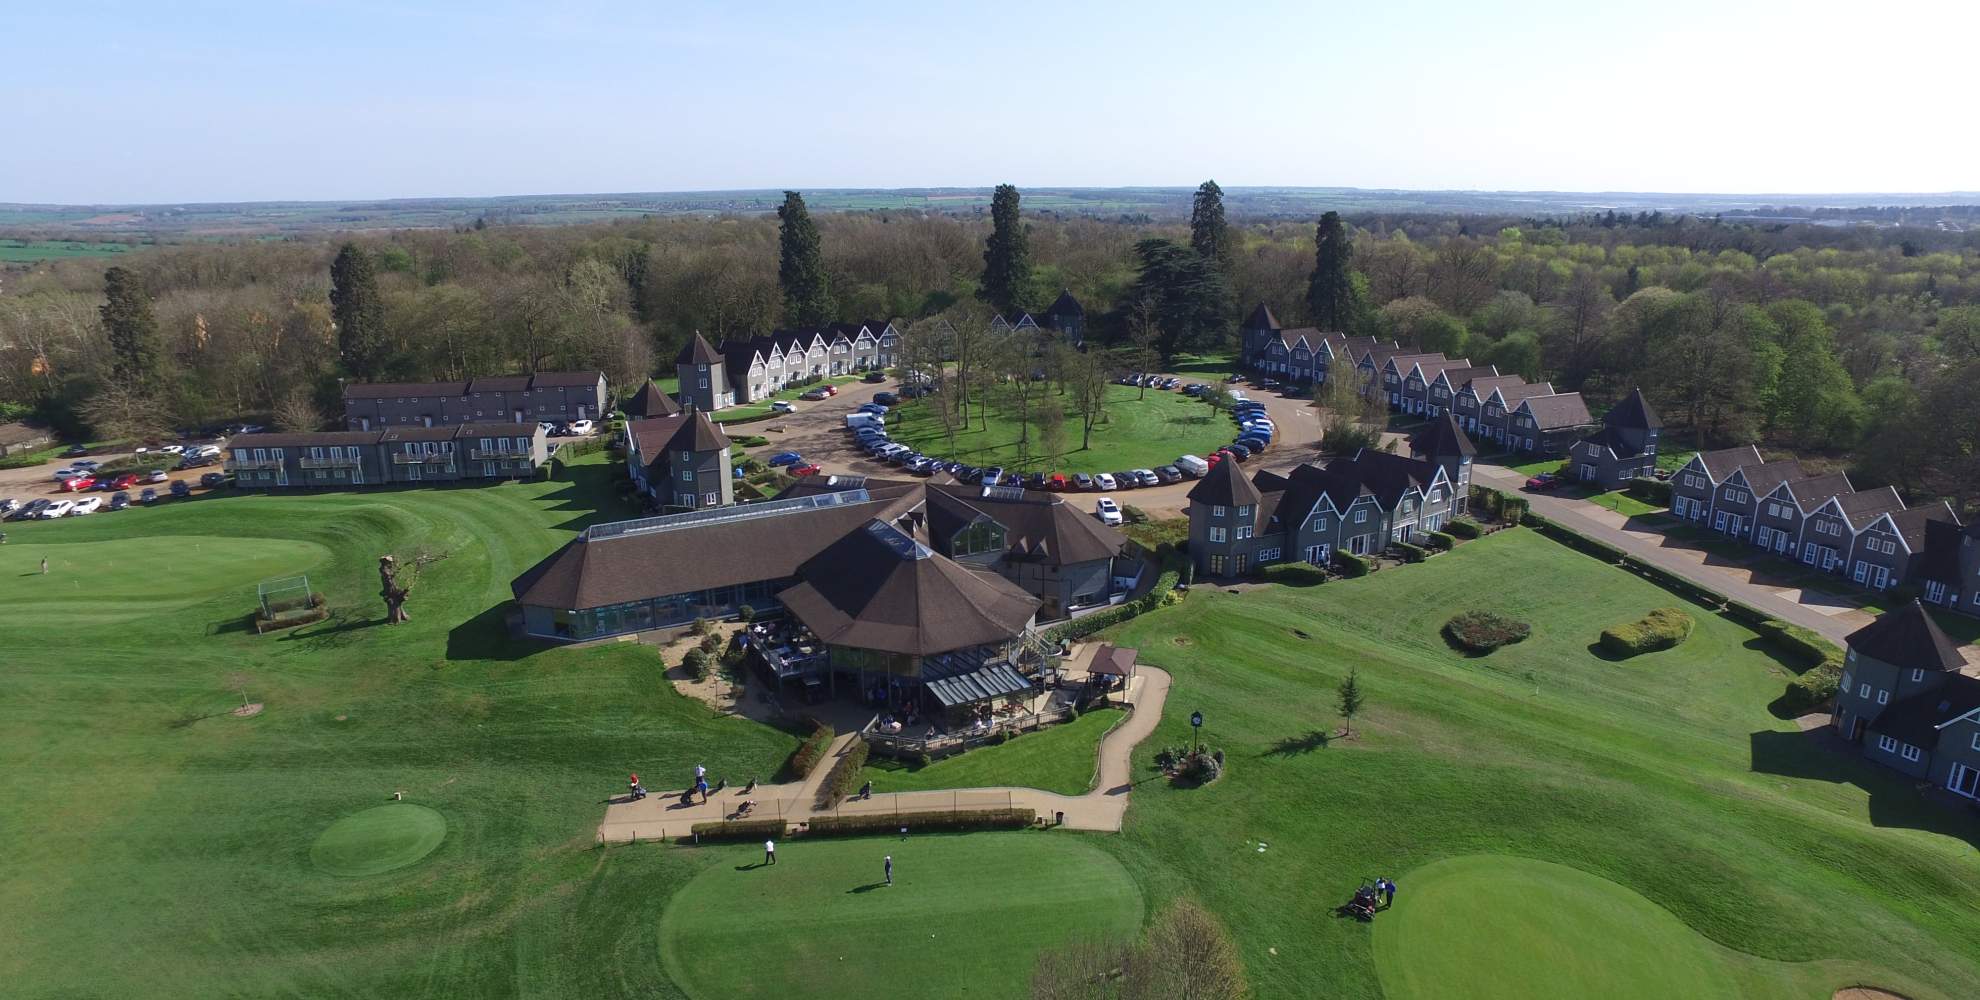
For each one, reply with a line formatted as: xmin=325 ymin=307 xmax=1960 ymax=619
xmin=823 ymin=385 xmax=838 ymax=396
xmin=109 ymin=473 xmax=141 ymax=490
xmin=1524 ymin=473 xmax=1561 ymax=491
xmin=60 ymin=475 xmax=97 ymax=492
xmin=1046 ymin=473 xmax=1070 ymax=491
xmin=791 ymin=463 xmax=822 ymax=477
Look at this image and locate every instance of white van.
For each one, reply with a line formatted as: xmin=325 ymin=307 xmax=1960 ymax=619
xmin=845 ymin=413 xmax=883 ymax=430
xmin=1176 ymin=455 xmax=1210 ymax=477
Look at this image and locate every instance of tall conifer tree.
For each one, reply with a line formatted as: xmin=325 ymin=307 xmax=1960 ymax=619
xmin=330 ymin=243 xmax=387 ymax=377
xmin=1307 ymin=212 xmax=1359 ymax=330
xmin=100 ymin=266 xmax=161 ymax=386
xmin=777 ymin=191 xmax=835 ymax=325
xmin=1189 ymin=180 xmax=1232 ymax=271
xmin=979 ymin=184 xmax=1033 ymax=315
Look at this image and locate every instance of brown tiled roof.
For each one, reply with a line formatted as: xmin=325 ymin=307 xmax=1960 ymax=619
xmin=1410 ymin=415 xmax=1477 ymax=460
xmin=1693 ymin=445 xmax=1765 ymax=483
xmin=675 ymin=331 xmax=723 ymax=366
xmin=1406 ymin=358 xmax=1477 ymax=383
xmin=666 ymin=411 xmax=730 ymax=454
xmin=228 ymin=430 xmax=385 ymax=448
xmin=1881 ymin=502 xmax=1958 ymax=551
xmin=342 ymin=381 xmax=468 ymax=400
xmin=1605 ymin=388 xmax=1661 ymax=430
xmin=925 ymin=484 xmax=1126 ymax=566
xmin=1519 ymin=392 xmax=1595 ymax=430
xmin=627 ymin=415 xmax=687 ymax=458
xmin=1089 ymin=644 xmax=1138 ymax=676
xmin=1491 ymin=381 xmax=1557 ymax=406
xmin=527 ymin=371 xmax=604 ymax=388
xmin=1244 ymin=303 xmax=1280 ymax=331
xmin=1846 ymin=599 xmax=1966 ymax=672
xmin=1836 ymin=486 xmax=1906 ymax=523
xmin=1186 ymin=457 xmax=1262 ymax=508
xmin=1731 ymin=459 xmax=1805 ymax=498
xmin=1429 ymin=365 xmax=1497 ymax=388
xmin=624 ymin=380 xmax=682 ymax=418
xmin=469 ymin=375 xmax=532 ymax=392
xmin=776 ymin=520 xmax=1039 ymax=656
xmin=1459 ymin=375 xmax=1527 ymax=399
xmin=1773 ymin=473 xmax=1853 ymax=511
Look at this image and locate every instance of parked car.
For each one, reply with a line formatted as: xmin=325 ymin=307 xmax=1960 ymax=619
xmin=1223 ymin=444 xmax=1252 ymax=461
xmin=139 ymin=487 xmax=158 ymax=504
xmin=800 ymin=388 xmax=830 ymax=401
xmin=1132 ymin=469 xmax=1160 ymax=487
xmin=1155 ymin=465 xmax=1182 ymax=484
xmin=148 ymin=469 xmax=169 ymax=483
xmin=62 ymin=444 xmax=90 ymax=458
xmin=1176 ymin=454 xmax=1209 ymax=477
xmin=1184 ymin=383 xmax=1207 ymax=396
xmin=771 ymin=401 xmax=798 ymax=414
xmin=109 ymin=473 xmax=141 ymax=490
xmin=858 ymin=402 xmax=888 ymax=415
xmin=200 ymin=472 xmax=228 ymax=488
xmin=0 ymin=498 xmax=16 ymax=515
xmin=568 ymin=419 xmax=596 ymax=436
xmin=1110 ymin=471 xmax=1140 ymax=490
xmin=1024 ymin=472 xmax=1046 ymax=490
xmin=1094 ymin=497 xmax=1124 ymax=526
xmin=862 ymin=370 xmax=888 ymax=383
xmin=1046 ymin=473 xmax=1070 ymax=491
xmin=52 ymin=467 xmax=81 ymax=480
xmin=791 ymin=463 xmax=821 ymax=477
xmin=169 ymin=480 xmax=191 ymax=497
xmin=873 ymin=391 xmax=900 ymax=407
xmin=71 ymin=496 xmax=103 ymax=515
xmin=899 ymin=382 xmax=936 ymax=399
xmin=1071 ymin=473 xmax=1093 ymax=490
xmin=957 ymin=466 xmax=983 ymax=483
xmin=768 ymin=451 xmax=803 ymax=467
xmin=158 ymin=444 xmax=185 ymax=455
xmin=109 ymin=492 xmax=131 ymax=511
xmin=39 ymin=499 xmax=75 ymax=518
xmin=984 ymin=467 xmax=1006 ymax=487
xmin=59 ymin=475 xmax=96 ymax=492
xmin=13 ymin=499 xmax=51 ymax=520
xmin=1260 ymin=378 xmax=1282 ymax=391
xmin=1524 ymin=473 xmax=1561 ymax=491
xmin=1092 ymin=472 xmax=1117 ymax=491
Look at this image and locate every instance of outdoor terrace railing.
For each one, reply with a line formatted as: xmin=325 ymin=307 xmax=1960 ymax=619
xmin=226 ymin=458 xmax=282 ymax=470
xmin=862 ymin=703 xmax=1076 ymax=759
xmin=391 ymin=452 xmax=454 ymax=465
xmin=299 ymin=456 xmax=362 ymax=469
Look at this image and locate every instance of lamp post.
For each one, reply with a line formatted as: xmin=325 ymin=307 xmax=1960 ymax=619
xmin=1190 ymin=710 xmax=1203 ymax=757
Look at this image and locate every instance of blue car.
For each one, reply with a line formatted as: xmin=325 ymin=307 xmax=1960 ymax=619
xmin=858 ymin=402 xmax=888 ymax=415
xmin=768 ymin=452 xmax=803 ymax=467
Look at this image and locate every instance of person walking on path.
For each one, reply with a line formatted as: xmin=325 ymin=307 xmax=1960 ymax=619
xmin=763 ymin=839 xmax=776 ymax=866
xmin=883 ymin=855 xmax=893 ymax=886
xmin=859 ymin=780 xmax=872 ymax=800
xmin=696 ymin=777 xmax=710 ymax=803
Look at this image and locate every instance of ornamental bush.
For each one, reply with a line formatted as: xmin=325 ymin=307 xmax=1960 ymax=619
xmin=687 ymin=818 xmax=785 ymax=842
xmin=786 ymin=723 xmax=836 ymax=780
xmin=1599 ymin=607 xmax=1695 ymax=657
xmin=1333 ymin=551 xmax=1371 ymax=578
xmin=1261 ymin=562 xmax=1328 ymax=587
xmin=816 ymin=737 xmax=872 ymax=808
xmin=1395 ymin=542 xmax=1429 ymax=563
xmin=1426 ymin=531 xmax=1457 ymax=551
xmin=1443 ymin=610 xmax=1532 ymax=653
xmin=1446 ymin=518 xmax=1482 ymax=539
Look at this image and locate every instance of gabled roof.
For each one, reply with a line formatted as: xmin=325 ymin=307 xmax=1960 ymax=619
xmin=1768 ymin=473 xmax=1853 ymax=512
xmin=1517 ymin=392 xmax=1595 ymax=430
xmin=1846 ymin=600 xmax=1966 ymax=673
xmin=528 ymin=371 xmax=606 ymax=388
xmin=1727 ymin=459 xmax=1805 ymax=498
xmin=1488 ymin=381 xmax=1557 ymax=408
xmin=1186 ymin=456 xmax=1262 ymax=509
xmin=1458 ymin=374 xmax=1528 ymax=399
xmin=229 ymin=429 xmax=394 ymax=448
xmin=1326 ymin=449 xmax=1446 ymax=509
xmin=1689 ymin=445 xmax=1765 ymax=483
xmin=1381 ymin=352 xmax=1446 ymax=374
xmin=1915 ymin=517 xmax=1968 ymax=586
xmin=1404 ymin=358 xmax=1478 ymax=384
xmin=1043 ymin=290 xmax=1084 ymax=320
xmin=623 ymin=379 xmax=682 ymax=419
xmin=1872 ymin=502 xmax=1959 ymax=551
xmin=1871 ymin=674 xmax=1980 ymax=748
xmin=1429 ymin=365 xmax=1499 ymax=389
xmin=469 ymin=375 xmax=532 ymax=392
xmin=776 ymin=520 xmax=1040 ymax=656
xmin=1578 ymin=425 xmax=1646 ymax=460
xmin=1409 ymin=414 xmax=1476 ymax=461
xmin=1243 ymin=303 xmax=1281 ymax=331
xmin=1605 ymin=388 xmax=1662 ymax=430
xmin=924 ymin=484 xmax=1125 ymax=566
xmin=1835 ymin=486 xmax=1906 ymax=524
xmin=675 ymin=332 xmax=723 ymax=366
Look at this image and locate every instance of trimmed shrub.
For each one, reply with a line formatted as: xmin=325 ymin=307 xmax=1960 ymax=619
xmin=1721 ymin=599 xmax=1772 ymax=628
xmin=1443 ymin=610 xmax=1532 ymax=653
xmin=1039 ymin=564 xmax=1181 ymax=644
xmin=1395 ymin=542 xmax=1429 ymax=563
xmin=688 ymin=616 xmax=711 ymax=636
xmin=698 ymin=631 xmax=723 ymax=653
xmin=1599 ymin=607 xmax=1696 ymax=657
xmin=682 ymin=648 xmax=712 ymax=679
xmin=1782 ymin=663 xmax=1843 ymax=714
xmin=1525 ymin=511 xmax=1625 ymax=563
xmin=1333 ymin=551 xmax=1371 ymax=578
xmin=1626 ymin=476 xmax=1672 ymax=506
xmin=786 ymin=723 xmax=835 ymax=780
xmin=1618 ymin=555 xmax=1730 ymax=609
xmin=1426 ymin=531 xmax=1457 ymax=551
xmin=737 ymin=604 xmax=755 ymax=623
xmin=816 ymin=737 xmax=872 ymax=808
xmin=688 ymin=818 xmax=786 ymax=842
xmin=1120 ymin=504 xmax=1151 ymax=525
xmin=806 ymin=808 xmax=1035 ymax=836
xmin=1261 ymin=562 xmax=1328 ymax=587
xmin=1446 ymin=518 xmax=1482 ymax=539
xmin=731 ymin=434 xmax=770 ymax=448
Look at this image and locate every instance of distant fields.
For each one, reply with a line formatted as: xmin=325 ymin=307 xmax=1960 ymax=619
xmin=0 ymin=238 xmax=139 ymax=262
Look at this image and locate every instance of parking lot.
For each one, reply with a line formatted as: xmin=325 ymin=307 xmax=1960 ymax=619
xmin=0 ymin=439 xmax=232 ymax=521
xmin=740 ymin=366 xmax=1330 ymax=522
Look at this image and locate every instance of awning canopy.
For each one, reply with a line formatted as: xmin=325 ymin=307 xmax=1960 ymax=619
xmin=1089 ymin=643 xmax=1138 ymax=677
xmin=925 ymin=663 xmax=1031 ymax=708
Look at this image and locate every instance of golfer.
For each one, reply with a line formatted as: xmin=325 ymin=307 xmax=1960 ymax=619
xmin=1381 ymin=878 xmax=1396 ymax=907
xmin=884 ymin=855 xmax=892 ymax=886
xmin=764 ymin=839 xmax=776 ymax=865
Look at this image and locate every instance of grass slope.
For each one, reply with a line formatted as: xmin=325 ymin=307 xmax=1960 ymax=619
xmin=0 ymin=455 xmax=797 ymax=998
xmin=885 ymin=383 xmax=1234 ymax=472
xmin=1103 ymin=528 xmax=1976 ymax=1000
xmin=860 ymin=708 xmax=1124 ymax=796
xmin=657 ymin=833 xmax=1141 ymax=1000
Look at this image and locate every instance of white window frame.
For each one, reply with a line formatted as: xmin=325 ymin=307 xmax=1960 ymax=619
xmin=1876 ymin=689 xmax=1889 ymax=706
xmin=1877 ymin=735 xmax=1897 ymax=753
xmin=1211 ymin=505 xmax=1226 ymax=518
xmin=1208 ymin=527 xmax=1227 ymax=543
xmin=1901 ymin=744 xmax=1922 ymax=763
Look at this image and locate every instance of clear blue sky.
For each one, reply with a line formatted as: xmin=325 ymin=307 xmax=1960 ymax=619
xmin=5 ymin=0 xmax=1973 ymax=204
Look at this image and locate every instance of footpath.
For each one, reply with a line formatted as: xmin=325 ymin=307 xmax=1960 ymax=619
xmin=597 ymin=667 xmax=1173 ymax=843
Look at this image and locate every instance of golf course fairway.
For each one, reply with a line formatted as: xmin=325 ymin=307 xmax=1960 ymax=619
xmin=658 ymin=832 xmax=1142 ymax=999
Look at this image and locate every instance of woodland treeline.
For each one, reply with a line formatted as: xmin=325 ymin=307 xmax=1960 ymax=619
xmin=1 ymin=187 xmax=1975 ymax=514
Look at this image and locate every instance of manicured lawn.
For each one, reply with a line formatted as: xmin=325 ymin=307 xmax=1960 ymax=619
xmin=860 ymin=708 xmax=1125 ymax=796
xmin=0 ymin=453 xmax=799 ymax=998
xmin=1502 ymin=454 xmax=1568 ymax=478
xmin=1102 ymin=527 xmax=1976 ymax=1000
xmin=709 ymin=375 xmax=861 ymax=423
xmin=885 ymin=383 xmax=1235 ymax=472
xmin=1587 ymin=489 xmax=1663 ymax=518
xmin=657 ymin=833 xmax=1141 ymax=1000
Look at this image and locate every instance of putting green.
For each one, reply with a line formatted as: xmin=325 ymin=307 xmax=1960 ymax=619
xmin=309 ymin=804 xmax=448 ymax=877
xmin=659 ymin=832 xmax=1142 ymax=999
xmin=0 ymin=535 xmax=330 ymax=625
xmin=1373 ymin=855 xmax=1740 ymax=1000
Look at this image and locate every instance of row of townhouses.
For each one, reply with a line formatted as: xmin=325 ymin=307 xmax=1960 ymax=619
xmin=1236 ymin=304 xmax=1600 ymax=457
xmin=341 ymin=371 xmax=608 ymax=430
xmin=227 ymin=423 xmax=550 ymax=489
xmin=1831 ymin=600 xmax=1980 ymax=800
xmin=703 ymin=323 xmax=901 ymax=409
xmin=1669 ymin=445 xmax=1980 ymax=615
xmin=1186 ymin=417 xmax=1477 ymax=579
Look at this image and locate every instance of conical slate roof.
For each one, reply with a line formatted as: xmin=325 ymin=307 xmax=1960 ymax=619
xmin=1605 ymin=387 xmax=1662 ymax=430
xmin=1243 ymin=302 xmax=1281 ymax=331
xmin=664 ymin=410 xmax=730 ymax=454
xmin=1845 ymin=600 xmax=1965 ymax=673
xmin=1186 ymin=456 xmax=1262 ymax=509
xmin=1044 ymin=289 xmax=1084 ymax=318
xmin=674 ymin=331 xmax=723 ymax=366
xmin=1409 ymin=414 xmax=1476 ymax=460
xmin=623 ymin=379 xmax=681 ymax=418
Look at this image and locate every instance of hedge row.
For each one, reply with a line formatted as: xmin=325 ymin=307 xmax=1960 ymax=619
xmin=1626 ymin=476 xmax=1673 ymax=506
xmin=816 ymin=737 xmax=872 ymax=809
xmin=1445 ymin=518 xmax=1482 ymax=539
xmin=1617 ymin=555 xmax=1733 ymax=609
xmin=1040 ymin=565 xmax=1181 ymax=644
xmin=1426 ymin=531 xmax=1457 ymax=551
xmin=786 ymin=723 xmax=836 ymax=781
xmin=556 ymin=436 xmax=609 ymax=460
xmin=805 ymin=808 xmax=1036 ymax=837
xmin=1524 ymin=511 xmax=1627 ymax=563
xmin=1396 ymin=541 xmax=1429 ymax=563
xmin=1755 ymin=618 xmax=1848 ymax=713
xmin=1260 ymin=561 xmax=1328 ymax=587
xmin=730 ymin=434 xmax=770 ymax=448
xmin=1599 ymin=607 xmax=1696 ymax=657
xmin=1333 ymin=551 xmax=1371 ymax=578
xmin=1443 ymin=610 xmax=1532 ymax=653
xmin=688 ymin=818 xmax=786 ymax=841
xmin=1471 ymin=486 xmax=1529 ymax=524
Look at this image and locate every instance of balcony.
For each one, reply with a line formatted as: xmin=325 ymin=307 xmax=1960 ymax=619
xmin=298 ymin=456 xmax=360 ymax=469
xmin=391 ymin=452 xmax=454 ymax=465
xmin=468 ymin=448 xmax=523 ymax=461
xmin=227 ymin=458 xmax=282 ymax=470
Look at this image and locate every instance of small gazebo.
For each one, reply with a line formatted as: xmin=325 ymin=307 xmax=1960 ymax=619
xmin=1087 ymin=643 xmax=1138 ymax=705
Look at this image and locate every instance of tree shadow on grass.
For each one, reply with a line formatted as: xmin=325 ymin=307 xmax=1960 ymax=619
xmin=281 ymin=610 xmax=386 ymax=646
xmin=1265 ymin=730 xmax=1331 ymax=756
xmin=1749 ymin=728 xmax=1980 ymax=848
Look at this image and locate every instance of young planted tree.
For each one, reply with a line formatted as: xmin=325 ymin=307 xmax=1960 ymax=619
xmin=1307 ymin=212 xmax=1359 ymax=331
xmin=1189 ymin=180 xmax=1233 ymax=272
xmin=777 ymin=191 xmax=835 ymax=326
xmin=979 ymin=184 xmax=1033 ymax=316
xmin=1313 ymin=371 xmax=1383 ymax=454
xmin=1126 ymin=299 xmax=1162 ymax=400
xmin=330 ymin=243 xmax=388 ymax=378
xmin=100 ymin=266 xmax=161 ymax=387
xmin=1035 ymin=396 xmax=1067 ymax=468
xmin=1063 ymin=347 xmax=1111 ymax=451
xmin=1337 ymin=668 xmax=1365 ymax=738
